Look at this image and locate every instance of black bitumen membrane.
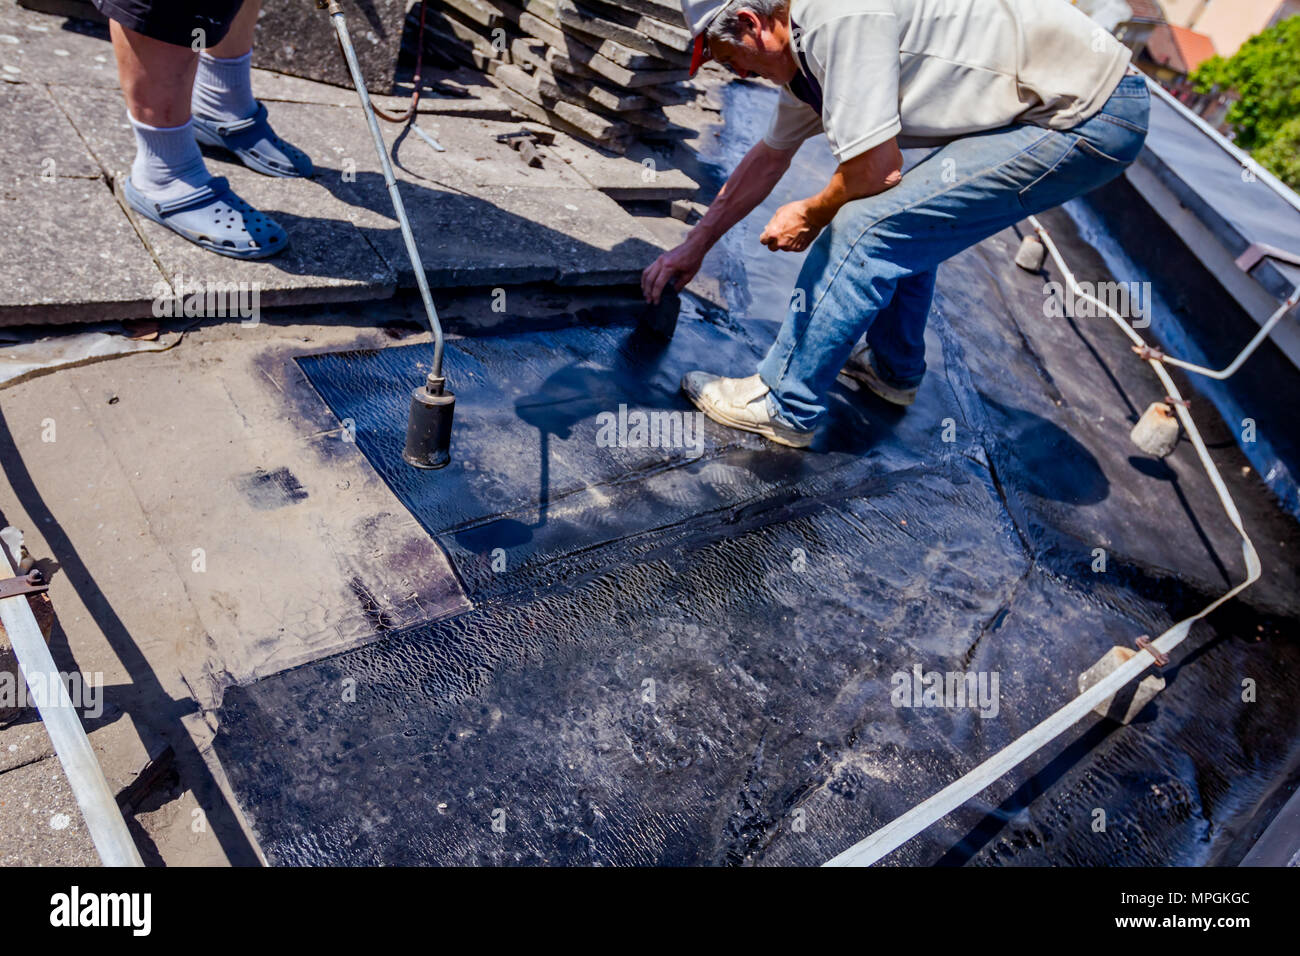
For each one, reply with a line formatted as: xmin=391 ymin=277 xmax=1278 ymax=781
xmin=212 ymin=200 xmax=1300 ymax=865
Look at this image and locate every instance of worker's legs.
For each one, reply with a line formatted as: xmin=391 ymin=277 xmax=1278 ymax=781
xmin=190 ymin=0 xmax=259 ymax=123
xmin=838 ymin=267 xmax=936 ymax=406
xmin=861 ymin=267 xmax=937 ymax=389
xmin=103 ymin=0 xmax=261 ymax=123
xmin=105 ymin=18 xmax=212 ymax=207
xmin=96 ymin=0 xmax=300 ymax=256
xmin=756 ymin=75 xmax=1149 ymax=431
xmin=209 ymin=0 xmax=259 ymax=57
xmin=100 ymin=0 xmax=246 ymax=122
xmin=191 ymin=0 xmax=313 ymax=177
xmin=108 ymin=22 xmax=199 ymax=128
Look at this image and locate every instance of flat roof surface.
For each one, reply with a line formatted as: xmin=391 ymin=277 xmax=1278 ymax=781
xmin=215 ymin=205 xmax=1300 ymax=865
xmin=205 ymin=82 xmax=1300 ymax=868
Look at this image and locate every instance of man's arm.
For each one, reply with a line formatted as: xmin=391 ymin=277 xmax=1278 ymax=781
xmin=641 ymin=139 xmax=798 ymax=304
xmin=759 ymin=137 xmax=903 ymax=252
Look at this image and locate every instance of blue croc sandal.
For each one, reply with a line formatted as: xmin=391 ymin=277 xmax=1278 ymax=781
xmin=192 ymin=102 xmax=314 ymax=178
xmin=122 ymin=176 xmax=288 ymax=260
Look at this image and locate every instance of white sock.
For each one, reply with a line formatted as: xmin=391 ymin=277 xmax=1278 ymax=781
xmin=128 ymin=115 xmax=213 ymax=203
xmin=192 ymin=50 xmax=257 ymax=123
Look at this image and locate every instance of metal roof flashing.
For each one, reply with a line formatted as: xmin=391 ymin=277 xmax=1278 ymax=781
xmin=1128 ymin=84 xmax=1300 ymax=363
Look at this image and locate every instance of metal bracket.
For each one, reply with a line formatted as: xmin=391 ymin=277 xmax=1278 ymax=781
xmin=1235 ymin=241 xmax=1300 ymax=274
xmin=0 ymin=569 xmax=49 ymax=601
xmin=411 ymin=124 xmax=445 ymax=153
xmin=495 ymin=128 xmax=554 ymax=146
xmin=495 ymin=129 xmax=548 ymax=169
xmin=1135 ymin=634 xmax=1170 ymax=668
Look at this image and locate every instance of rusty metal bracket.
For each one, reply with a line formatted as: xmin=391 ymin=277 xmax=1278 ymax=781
xmin=1163 ymin=395 xmax=1192 ymax=409
xmin=0 ymin=569 xmax=48 ymax=601
xmin=1132 ymin=344 xmax=1166 ymax=362
xmin=1135 ymin=634 xmax=1170 ymax=668
xmin=1235 ymin=241 xmax=1300 ymax=274
xmin=495 ymin=128 xmax=554 ymax=146
xmin=495 ymin=129 xmax=547 ymax=169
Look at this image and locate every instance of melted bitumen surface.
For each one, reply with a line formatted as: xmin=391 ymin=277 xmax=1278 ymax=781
xmin=214 ymin=81 xmax=1300 ymax=866
xmin=212 ymin=204 xmax=1300 ymax=864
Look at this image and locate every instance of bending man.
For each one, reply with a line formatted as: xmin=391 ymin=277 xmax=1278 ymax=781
xmin=642 ymin=0 xmax=1148 ymax=447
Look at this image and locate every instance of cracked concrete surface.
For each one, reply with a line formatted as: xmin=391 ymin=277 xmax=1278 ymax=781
xmin=0 ymin=0 xmax=699 ymax=326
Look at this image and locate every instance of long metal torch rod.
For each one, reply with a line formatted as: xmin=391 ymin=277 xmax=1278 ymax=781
xmin=325 ymin=1 xmax=446 ymax=385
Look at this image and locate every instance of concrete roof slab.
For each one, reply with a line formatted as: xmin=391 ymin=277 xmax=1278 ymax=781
xmin=0 ymin=174 xmax=167 ymax=325
xmin=0 ymin=82 xmax=99 ymax=180
xmin=49 ymin=85 xmax=400 ymax=309
xmin=0 ymin=752 xmax=99 ymax=865
xmin=0 ymin=2 xmax=116 ymax=88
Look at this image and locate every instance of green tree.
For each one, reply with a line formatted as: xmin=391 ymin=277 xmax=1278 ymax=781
xmin=1255 ymin=115 xmax=1300 ymax=187
xmin=1192 ymin=14 xmax=1300 ymax=187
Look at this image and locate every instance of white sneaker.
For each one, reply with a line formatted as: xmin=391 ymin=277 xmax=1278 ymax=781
xmin=680 ymin=371 xmax=813 ymax=448
xmin=839 ymin=341 xmax=919 ymax=406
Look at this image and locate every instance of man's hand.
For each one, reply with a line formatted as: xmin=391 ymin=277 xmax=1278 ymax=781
xmin=759 ymin=200 xmax=823 ymax=252
xmin=760 ymin=139 xmax=905 ymax=254
xmin=642 ymin=235 xmax=707 ymax=304
xmin=641 ymin=141 xmax=799 ymax=303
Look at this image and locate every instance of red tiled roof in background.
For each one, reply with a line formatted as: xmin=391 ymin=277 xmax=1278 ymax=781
xmin=1145 ymin=23 xmax=1218 ymax=74
xmin=1125 ymin=0 xmax=1167 ymax=22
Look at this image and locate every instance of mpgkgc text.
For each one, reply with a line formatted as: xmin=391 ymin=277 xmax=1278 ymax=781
xmin=1121 ymin=892 xmax=1251 ymax=907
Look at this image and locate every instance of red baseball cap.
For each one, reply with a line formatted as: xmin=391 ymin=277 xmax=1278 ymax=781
xmin=682 ymin=0 xmax=740 ymax=76
xmin=690 ymin=33 xmax=710 ymax=76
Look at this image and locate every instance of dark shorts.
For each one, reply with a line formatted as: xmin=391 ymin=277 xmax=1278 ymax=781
xmin=92 ymin=0 xmax=246 ymax=49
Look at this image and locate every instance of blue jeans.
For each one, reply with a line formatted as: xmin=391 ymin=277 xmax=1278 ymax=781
xmin=758 ymin=74 xmax=1150 ymax=430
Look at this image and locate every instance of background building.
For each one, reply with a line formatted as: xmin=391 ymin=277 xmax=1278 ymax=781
xmin=1142 ymin=21 xmax=1217 ymax=82
xmin=1158 ymin=0 xmax=1300 ymax=56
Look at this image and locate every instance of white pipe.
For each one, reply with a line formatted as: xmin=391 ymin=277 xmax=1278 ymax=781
xmin=1136 ymin=79 xmax=1300 ymax=378
xmin=0 ymin=542 xmax=142 ymax=866
xmin=827 ymin=629 xmax=1178 ymax=867
xmin=823 ymin=217 xmax=1261 ymax=867
xmin=1157 ymin=289 xmax=1299 ymax=379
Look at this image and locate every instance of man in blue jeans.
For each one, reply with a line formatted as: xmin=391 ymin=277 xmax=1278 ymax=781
xmin=641 ymin=0 xmax=1150 ymax=447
